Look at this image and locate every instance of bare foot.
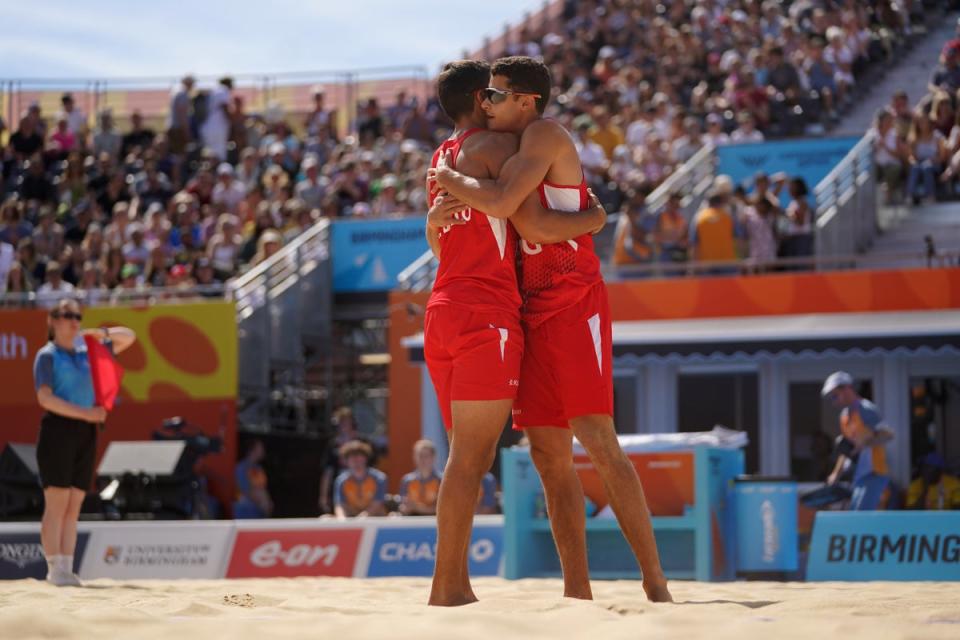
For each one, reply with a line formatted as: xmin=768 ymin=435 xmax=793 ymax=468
xmin=428 ymin=592 xmax=479 ymax=607
xmin=562 ymin=589 xmax=594 ymax=600
xmin=643 ymin=580 xmax=673 ymax=603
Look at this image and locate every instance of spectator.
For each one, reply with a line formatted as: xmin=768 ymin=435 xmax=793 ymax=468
xmin=92 ymin=110 xmax=123 ymax=162
xmin=906 ymin=113 xmax=946 ymax=205
xmin=802 ymin=38 xmax=838 ymax=121
xmin=59 ymin=93 xmax=87 ymax=138
xmin=689 ymin=191 xmax=739 ymax=266
xmin=212 ymin=163 xmax=246 ymax=213
xmin=252 ymin=229 xmax=283 ymax=266
xmin=192 ymin=257 xmax=221 ymax=297
xmin=587 ymin=106 xmax=625 ymax=160
xmin=319 ymin=406 xmax=372 ymax=514
xmin=731 ymin=112 xmax=765 ymax=144
xmin=201 ymin=77 xmax=233 ymax=160
xmin=122 ymin=223 xmax=150 ymax=267
xmin=234 ymin=439 xmax=273 ymax=518
xmin=49 ymin=117 xmax=77 ymax=157
xmin=742 ymin=197 xmax=778 ymax=271
xmin=36 ymin=261 xmax=75 ymax=307
xmin=703 ymin=114 xmax=731 ymax=147
xmin=929 ymin=42 xmax=960 ymax=95
xmin=356 ymin=98 xmax=384 ymax=144
xmin=121 ymin=111 xmax=156 ymax=156
xmin=822 ymin=371 xmax=895 ymax=510
xmin=398 ymin=439 xmax=441 ymax=516
xmin=780 ymin=178 xmax=815 ymax=261
xmin=206 ymin=214 xmax=242 ymax=277
xmin=871 ymin=110 xmax=907 ymax=203
xmin=401 ymin=104 xmax=436 ymax=146
xmin=294 ymin=156 xmax=327 ymax=210
xmin=333 ymin=440 xmax=387 ymax=519
xmin=168 ymin=75 xmax=194 ymax=155
xmin=10 ymin=116 xmax=45 ymax=161
xmin=305 ymin=88 xmax=336 ymax=139
xmin=612 ymin=186 xmax=655 ymax=268
xmin=905 ymin=453 xmax=960 ymax=510
xmin=18 ymin=157 xmax=56 ymax=204
xmin=653 ymin=192 xmax=688 ymax=264
xmin=371 ymin=174 xmax=404 ymax=217
xmin=6 ymin=260 xmax=32 ymax=295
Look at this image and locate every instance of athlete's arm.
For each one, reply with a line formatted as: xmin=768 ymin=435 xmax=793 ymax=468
xmin=434 ymin=120 xmax=562 ymax=216
xmin=511 ymin=189 xmax=608 ymax=244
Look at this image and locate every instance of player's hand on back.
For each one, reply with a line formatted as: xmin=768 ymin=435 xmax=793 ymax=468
xmin=586 ymin=189 xmax=608 ymax=235
xmin=433 ymin=150 xmax=456 ymax=185
xmin=428 ymin=194 xmax=468 ymax=230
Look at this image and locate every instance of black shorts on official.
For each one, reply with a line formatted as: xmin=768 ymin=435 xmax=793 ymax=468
xmin=36 ymin=412 xmax=97 ymax=490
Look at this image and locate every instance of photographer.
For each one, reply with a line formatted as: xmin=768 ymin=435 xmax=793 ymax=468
xmin=33 ymin=298 xmax=135 ymax=586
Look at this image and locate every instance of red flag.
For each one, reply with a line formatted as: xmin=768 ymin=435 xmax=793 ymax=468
xmin=83 ymin=335 xmax=124 ymax=411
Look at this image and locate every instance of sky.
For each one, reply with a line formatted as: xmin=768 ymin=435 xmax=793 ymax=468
xmin=0 ymin=0 xmax=545 ymax=81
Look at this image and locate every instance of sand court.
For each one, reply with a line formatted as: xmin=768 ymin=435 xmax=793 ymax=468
xmin=0 ymin=578 xmax=958 ymax=640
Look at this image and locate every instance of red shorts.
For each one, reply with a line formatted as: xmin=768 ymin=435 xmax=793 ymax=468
xmin=512 ymin=283 xmax=613 ymax=429
xmin=424 ymin=304 xmax=523 ymax=430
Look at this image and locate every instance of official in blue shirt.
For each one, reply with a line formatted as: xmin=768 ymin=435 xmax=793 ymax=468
xmin=33 ymin=298 xmax=135 ymax=587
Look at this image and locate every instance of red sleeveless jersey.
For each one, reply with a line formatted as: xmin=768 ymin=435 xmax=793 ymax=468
xmin=519 ymin=178 xmax=603 ymax=327
xmin=427 ymin=129 xmax=521 ymax=315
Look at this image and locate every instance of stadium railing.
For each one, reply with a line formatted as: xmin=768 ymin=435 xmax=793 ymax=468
xmin=2 ymin=65 xmax=430 ymax=136
xmin=0 ymin=285 xmax=227 ymax=308
xmin=814 ymin=133 xmax=878 ymax=259
xmin=227 ymin=217 xmax=332 ymax=432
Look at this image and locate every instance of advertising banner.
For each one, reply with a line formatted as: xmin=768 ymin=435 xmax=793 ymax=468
xmin=331 ymin=217 xmax=427 ymax=293
xmin=716 ymin=137 xmax=860 ymax=206
xmin=367 ymin=524 xmax=503 ymax=578
xmin=226 ymin=528 xmax=363 ymax=578
xmin=0 ymin=531 xmax=89 ymax=579
xmin=83 ymin=302 xmax=237 ymax=402
xmin=80 ymin=523 xmax=234 ymax=580
xmin=807 ymin=511 xmax=960 ymax=581
xmin=0 ymin=310 xmax=51 ymax=407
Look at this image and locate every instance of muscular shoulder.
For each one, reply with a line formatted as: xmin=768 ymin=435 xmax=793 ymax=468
xmin=521 ymin=119 xmax=570 ymax=145
xmin=469 ymin=130 xmax=519 ymax=160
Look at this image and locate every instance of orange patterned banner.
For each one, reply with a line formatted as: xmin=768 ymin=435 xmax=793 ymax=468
xmin=0 ymin=302 xmax=236 ymax=407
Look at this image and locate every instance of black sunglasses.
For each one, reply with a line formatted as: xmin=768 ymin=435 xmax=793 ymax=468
xmin=52 ymin=311 xmax=82 ymax=321
xmin=482 ymin=87 xmax=542 ymax=105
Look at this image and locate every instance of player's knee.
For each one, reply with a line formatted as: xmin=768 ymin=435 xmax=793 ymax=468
xmin=447 ymin=449 xmax=493 ymax=477
xmin=530 ymin=445 xmax=573 ymax=480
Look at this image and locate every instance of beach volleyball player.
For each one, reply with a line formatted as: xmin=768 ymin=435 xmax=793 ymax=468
xmin=433 ymin=56 xmax=672 ymax=603
xmin=424 ymin=60 xmax=606 ymax=607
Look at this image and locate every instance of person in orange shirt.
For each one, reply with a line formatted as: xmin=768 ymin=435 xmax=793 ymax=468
xmin=399 ymin=439 xmax=442 ymax=516
xmin=234 ymin=439 xmax=273 ymax=518
xmin=689 ymin=190 xmax=742 ymax=271
xmin=823 ymin=371 xmax=895 ymax=510
xmin=334 ymin=440 xmax=387 ymax=518
xmin=586 ymin=106 xmax=625 ymax=160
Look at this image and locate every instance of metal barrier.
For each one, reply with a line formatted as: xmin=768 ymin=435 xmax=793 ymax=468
xmin=396 ymin=247 xmax=438 ymax=292
xmin=2 ymin=65 xmax=430 ymax=136
xmin=0 ymin=284 xmax=227 ymax=308
xmin=228 ymin=218 xmax=332 ymax=431
xmin=397 ymin=143 xmax=719 ymax=292
xmin=608 ymin=248 xmax=956 ymax=280
xmin=814 ymin=132 xmax=877 ymax=260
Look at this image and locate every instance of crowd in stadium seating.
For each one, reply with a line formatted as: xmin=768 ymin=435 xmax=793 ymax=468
xmin=0 ymin=0 xmax=949 ymax=299
xmin=871 ymin=22 xmax=960 ymax=204
xmin=0 ymin=79 xmax=447 ymax=302
xmin=504 ymin=0 xmax=930 ymax=214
